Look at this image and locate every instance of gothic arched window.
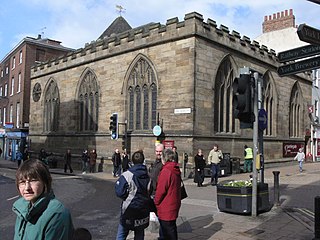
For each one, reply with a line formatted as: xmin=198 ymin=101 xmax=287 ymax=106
xmin=127 ymin=57 xmax=157 ymax=130
xmin=214 ymin=57 xmax=235 ymax=133
xmin=78 ymin=69 xmax=99 ymax=132
xmin=44 ymin=79 xmax=59 ymax=132
xmin=263 ymin=73 xmax=277 ymax=136
xmin=289 ymin=83 xmax=303 ymax=137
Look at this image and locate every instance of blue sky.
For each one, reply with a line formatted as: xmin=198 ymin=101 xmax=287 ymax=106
xmin=0 ymin=0 xmax=319 ymax=60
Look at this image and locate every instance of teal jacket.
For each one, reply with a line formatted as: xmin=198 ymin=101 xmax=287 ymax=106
xmin=12 ymin=192 xmax=74 ymax=240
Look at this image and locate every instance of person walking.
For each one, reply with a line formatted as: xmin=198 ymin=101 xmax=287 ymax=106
xmin=112 ymin=148 xmax=122 ymax=177
xmin=39 ymin=148 xmax=51 ymax=165
xmin=115 ymin=150 xmax=151 ymax=240
xmin=121 ymin=149 xmax=130 ymax=172
xmin=89 ymin=149 xmax=97 ymax=173
xmin=64 ymin=149 xmax=73 ymax=173
xmin=16 ymin=150 xmax=23 ymax=168
xmin=12 ymin=159 xmax=74 ymax=239
xmin=81 ymin=149 xmax=89 ymax=174
xmin=154 ymin=148 xmax=181 ymax=240
xmin=194 ymin=149 xmax=206 ymax=187
xmin=243 ymin=145 xmax=253 ymax=173
xmin=294 ymin=148 xmax=305 ymax=172
xmin=208 ymin=144 xmax=223 ymax=185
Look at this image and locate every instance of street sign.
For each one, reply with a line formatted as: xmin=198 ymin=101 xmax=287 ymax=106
xmin=277 ymin=44 xmax=320 ymax=63
xmin=297 ymin=24 xmax=320 ymax=45
xmin=277 ymin=55 xmax=320 ymax=76
xmin=258 ymin=109 xmax=267 ymax=131
xmin=152 ymin=125 xmax=162 ymax=136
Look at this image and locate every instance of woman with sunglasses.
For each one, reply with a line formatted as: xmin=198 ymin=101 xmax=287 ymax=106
xmin=12 ymin=159 xmax=74 ymax=240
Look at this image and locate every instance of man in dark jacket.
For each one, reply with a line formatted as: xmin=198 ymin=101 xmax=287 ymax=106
xmin=115 ymin=150 xmax=151 ymax=240
xmin=149 ymin=143 xmax=164 ymax=197
xmin=112 ymin=148 xmax=122 ymax=177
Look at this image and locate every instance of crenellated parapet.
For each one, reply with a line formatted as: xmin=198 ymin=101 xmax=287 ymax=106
xmin=31 ymin=11 xmax=277 ymax=75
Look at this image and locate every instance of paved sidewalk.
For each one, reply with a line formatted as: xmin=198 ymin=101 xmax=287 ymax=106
xmin=1 ymin=158 xmax=319 ymax=239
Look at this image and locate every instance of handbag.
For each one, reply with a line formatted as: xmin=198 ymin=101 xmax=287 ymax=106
xmin=181 ymin=179 xmax=188 ymax=200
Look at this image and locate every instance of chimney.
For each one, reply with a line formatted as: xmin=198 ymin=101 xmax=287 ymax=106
xmin=262 ymin=9 xmax=295 ymax=33
xmin=37 ymin=34 xmax=42 ymax=39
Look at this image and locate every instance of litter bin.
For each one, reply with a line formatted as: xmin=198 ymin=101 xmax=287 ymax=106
xmin=220 ymin=153 xmax=231 ymax=176
xmin=231 ymin=157 xmax=240 ymax=174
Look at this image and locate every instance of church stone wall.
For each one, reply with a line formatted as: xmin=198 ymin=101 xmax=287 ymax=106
xmin=30 ymin=12 xmax=312 ymax=163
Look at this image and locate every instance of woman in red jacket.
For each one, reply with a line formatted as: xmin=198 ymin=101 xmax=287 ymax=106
xmin=154 ymin=148 xmax=181 ymax=240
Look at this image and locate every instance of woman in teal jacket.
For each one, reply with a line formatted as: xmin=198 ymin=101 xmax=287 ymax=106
xmin=12 ymin=159 xmax=74 ymax=240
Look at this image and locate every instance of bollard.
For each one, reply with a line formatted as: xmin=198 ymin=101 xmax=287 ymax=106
xmin=273 ymin=171 xmax=280 ymax=206
xmin=314 ymin=196 xmax=320 ymax=240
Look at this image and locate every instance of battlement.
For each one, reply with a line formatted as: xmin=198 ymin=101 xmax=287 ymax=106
xmin=31 ymin=12 xmax=277 ymax=75
xmin=263 ymin=9 xmax=295 ymax=33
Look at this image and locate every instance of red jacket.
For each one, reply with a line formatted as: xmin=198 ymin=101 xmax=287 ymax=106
xmin=154 ymin=161 xmax=181 ymax=221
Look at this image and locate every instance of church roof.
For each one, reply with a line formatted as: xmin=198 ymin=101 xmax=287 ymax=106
xmin=98 ymin=16 xmax=132 ymax=39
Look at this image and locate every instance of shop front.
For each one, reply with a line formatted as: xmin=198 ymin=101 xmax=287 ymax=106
xmin=5 ymin=130 xmax=28 ymax=161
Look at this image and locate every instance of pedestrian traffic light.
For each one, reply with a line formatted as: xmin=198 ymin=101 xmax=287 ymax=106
xmin=233 ymin=74 xmax=254 ymax=123
xmin=109 ymin=113 xmax=118 ymax=140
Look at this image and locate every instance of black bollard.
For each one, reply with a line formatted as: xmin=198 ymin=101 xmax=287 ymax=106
xmin=273 ymin=171 xmax=280 ymax=206
xmin=314 ymin=196 xmax=320 ymax=240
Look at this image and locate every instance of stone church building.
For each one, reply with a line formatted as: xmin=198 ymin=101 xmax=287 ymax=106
xmin=29 ymin=12 xmax=311 ymax=163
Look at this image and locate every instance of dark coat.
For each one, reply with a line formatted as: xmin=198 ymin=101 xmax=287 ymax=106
xmin=115 ymin=164 xmax=151 ymax=230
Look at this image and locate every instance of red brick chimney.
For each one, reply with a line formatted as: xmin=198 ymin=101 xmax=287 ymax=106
xmin=262 ymin=9 xmax=295 ymax=33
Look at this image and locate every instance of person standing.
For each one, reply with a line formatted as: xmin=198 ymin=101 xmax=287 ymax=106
xmin=89 ymin=149 xmax=97 ymax=173
xmin=243 ymin=145 xmax=253 ymax=173
xmin=294 ymin=148 xmax=305 ymax=172
xmin=121 ymin=149 xmax=130 ymax=172
xmin=149 ymin=143 xmax=164 ymax=198
xmin=194 ymin=149 xmax=206 ymax=187
xmin=39 ymin=148 xmax=51 ymax=165
xmin=12 ymin=159 xmax=74 ymax=239
xmin=64 ymin=149 xmax=73 ymax=173
xmin=81 ymin=149 xmax=89 ymax=174
xmin=172 ymin=146 xmax=179 ymax=163
xmin=112 ymin=148 xmax=122 ymax=177
xmin=208 ymin=144 xmax=223 ymax=185
xmin=115 ymin=150 xmax=151 ymax=240
xmin=154 ymin=148 xmax=181 ymax=240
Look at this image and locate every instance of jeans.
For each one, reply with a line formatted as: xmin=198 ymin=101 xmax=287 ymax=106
xmin=158 ymin=219 xmax=177 ymax=240
xmin=116 ymin=223 xmax=144 ymax=240
xmin=210 ymin=163 xmax=220 ymax=184
xmin=298 ymin=161 xmax=303 ymax=172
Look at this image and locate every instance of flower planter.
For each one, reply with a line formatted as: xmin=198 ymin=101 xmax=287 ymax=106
xmin=217 ymin=181 xmax=270 ymax=214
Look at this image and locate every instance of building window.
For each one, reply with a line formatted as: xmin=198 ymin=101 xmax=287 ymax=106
xmin=0 ymin=87 xmax=2 ymax=97
xmin=263 ymin=73 xmax=277 ymax=136
xmin=78 ymin=69 xmax=99 ymax=132
xmin=126 ymin=56 xmax=157 ymax=131
xmin=17 ymin=73 xmax=21 ymax=93
xmin=0 ymin=108 xmax=2 ymax=125
xmin=214 ymin=57 xmax=235 ymax=133
xmin=11 ymin=77 xmax=14 ymax=96
xmin=289 ymin=83 xmax=303 ymax=137
xmin=1 ymin=70 xmax=3 ymax=78
xmin=12 ymin=57 xmax=16 ymax=69
xmin=9 ymin=105 xmax=13 ymax=123
xmin=19 ymin=51 xmax=23 ymax=64
xmin=44 ymin=79 xmax=60 ymax=132
xmin=3 ymin=107 xmax=6 ymax=125
xmin=16 ymin=102 xmax=20 ymax=128
xmin=5 ymin=67 xmax=8 ymax=74
xmin=4 ymin=84 xmax=8 ymax=96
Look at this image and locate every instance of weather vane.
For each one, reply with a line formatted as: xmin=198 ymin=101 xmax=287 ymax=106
xmin=116 ymin=5 xmax=126 ymax=16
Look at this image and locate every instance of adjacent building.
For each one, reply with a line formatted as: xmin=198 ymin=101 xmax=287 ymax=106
xmin=0 ymin=35 xmax=73 ymax=159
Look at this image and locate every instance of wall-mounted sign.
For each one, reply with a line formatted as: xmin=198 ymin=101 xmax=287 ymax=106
xmin=283 ymin=142 xmax=305 ymax=157
xmin=174 ymin=108 xmax=191 ymax=114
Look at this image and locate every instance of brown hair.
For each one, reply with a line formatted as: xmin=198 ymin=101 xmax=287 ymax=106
xmin=132 ymin=150 xmax=145 ymax=164
xmin=16 ymin=159 xmax=52 ymax=193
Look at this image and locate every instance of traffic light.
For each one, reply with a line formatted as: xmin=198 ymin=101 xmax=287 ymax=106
xmin=233 ymin=74 xmax=254 ymax=123
xmin=109 ymin=113 xmax=118 ymax=140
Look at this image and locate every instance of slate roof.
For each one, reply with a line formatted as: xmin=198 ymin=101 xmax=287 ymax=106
xmin=98 ymin=16 xmax=132 ymax=39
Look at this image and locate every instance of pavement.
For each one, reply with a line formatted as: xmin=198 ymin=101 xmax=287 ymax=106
xmin=1 ymin=158 xmax=320 ymax=240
